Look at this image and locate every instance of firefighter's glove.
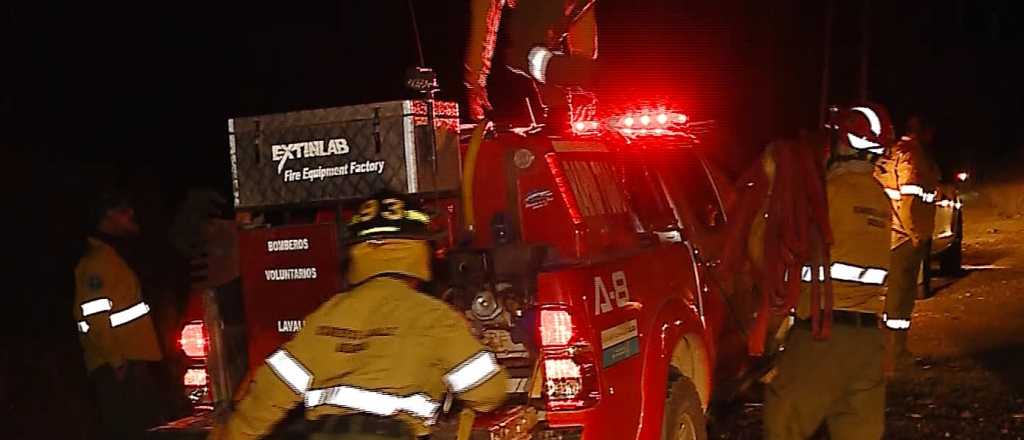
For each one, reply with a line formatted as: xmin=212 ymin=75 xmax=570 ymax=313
xmin=465 ymin=82 xmax=492 ymax=122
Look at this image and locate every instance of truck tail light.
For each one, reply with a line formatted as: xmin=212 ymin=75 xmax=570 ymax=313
xmin=180 ymin=321 xmax=208 ymax=358
xmin=184 ymin=368 xmax=208 ymax=387
xmin=179 ymin=320 xmax=212 ymax=408
xmin=540 ymin=310 xmax=574 ymax=346
xmin=538 ymin=306 xmax=600 ymax=410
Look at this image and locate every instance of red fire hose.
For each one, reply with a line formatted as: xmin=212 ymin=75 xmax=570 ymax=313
xmin=721 ymin=135 xmax=834 ymax=356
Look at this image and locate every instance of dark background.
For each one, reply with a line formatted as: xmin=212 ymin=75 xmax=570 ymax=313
xmin=3 ymin=1 xmax=1022 ymax=437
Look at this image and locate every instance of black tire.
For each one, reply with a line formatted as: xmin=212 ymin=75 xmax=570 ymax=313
xmin=662 ymin=375 xmax=708 ymax=440
xmin=939 ymin=214 xmax=964 ymax=275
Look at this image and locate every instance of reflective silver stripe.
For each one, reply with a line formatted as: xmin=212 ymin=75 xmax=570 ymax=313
xmin=936 ymin=199 xmax=963 ymax=209
xmin=900 ymin=185 xmax=937 ymax=203
xmin=800 ymin=266 xmax=826 ymax=282
xmin=266 ymin=349 xmax=313 ymax=395
xmin=801 ymin=262 xmax=888 ymax=285
xmin=444 ymin=351 xmax=501 ymax=393
xmin=305 ymin=385 xmax=440 ymax=421
xmin=846 ymin=133 xmax=883 ymax=153
xmin=77 ymin=321 xmax=90 ymax=334
xmin=830 ymin=262 xmax=888 ymax=285
xmin=851 ymin=107 xmax=882 ymax=136
xmin=109 ymin=302 xmax=150 ymax=327
xmin=900 ymin=184 xmax=925 ymax=196
xmin=884 ymin=188 xmax=902 ymax=200
xmin=80 ymin=298 xmax=113 ymax=317
xmin=882 ymin=313 xmax=911 ymax=330
xmin=527 ymin=47 xmax=554 ymax=83
xmin=358 ymin=226 xmax=400 ymax=236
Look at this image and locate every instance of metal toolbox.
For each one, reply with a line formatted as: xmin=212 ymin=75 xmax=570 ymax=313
xmin=228 ymin=100 xmax=460 ymax=209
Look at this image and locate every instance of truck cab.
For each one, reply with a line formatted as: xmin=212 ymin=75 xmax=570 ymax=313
xmin=150 ymin=103 xmax=777 ymax=440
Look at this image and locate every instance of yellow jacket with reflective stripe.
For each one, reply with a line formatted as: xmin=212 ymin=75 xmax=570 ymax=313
xmin=223 ymin=277 xmax=508 ymax=439
xmin=878 ymin=136 xmax=940 ymax=248
xmin=799 ymin=160 xmax=891 ymax=316
xmin=73 ymin=237 xmax=162 ymax=372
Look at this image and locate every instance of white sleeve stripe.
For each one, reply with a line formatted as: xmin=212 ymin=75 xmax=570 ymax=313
xmin=266 ymin=349 xmax=313 ymax=395
xmin=80 ymin=298 xmax=113 ymax=317
xmin=444 ymin=351 xmax=501 ymax=393
xmin=884 ymin=188 xmax=902 ymax=200
xmin=109 ymin=302 xmax=150 ymax=327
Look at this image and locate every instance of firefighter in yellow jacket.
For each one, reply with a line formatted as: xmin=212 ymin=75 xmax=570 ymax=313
xmin=75 ymin=188 xmax=164 ymax=439
xmin=217 ymin=191 xmax=508 ymax=439
xmin=876 ymin=114 xmax=940 ymax=350
xmin=764 ymin=104 xmax=907 ymax=439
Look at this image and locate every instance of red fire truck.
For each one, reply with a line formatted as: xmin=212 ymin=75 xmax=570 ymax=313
xmin=150 ymin=99 xmax=783 ymax=440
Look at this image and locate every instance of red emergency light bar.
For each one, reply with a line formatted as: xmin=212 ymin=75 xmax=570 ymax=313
xmin=570 ymin=108 xmax=691 ymax=138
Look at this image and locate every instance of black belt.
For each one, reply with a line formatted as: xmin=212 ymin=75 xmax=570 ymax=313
xmin=795 ymin=310 xmax=879 ymax=328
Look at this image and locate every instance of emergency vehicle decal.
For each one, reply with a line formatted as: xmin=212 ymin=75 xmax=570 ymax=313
xmin=277 ymin=320 xmax=304 ymax=333
xmin=264 ymin=267 xmax=318 ymax=281
xmin=600 ymin=319 xmax=640 ymax=367
xmin=594 ymin=270 xmax=631 ymax=315
xmin=524 ymin=189 xmax=554 ymax=210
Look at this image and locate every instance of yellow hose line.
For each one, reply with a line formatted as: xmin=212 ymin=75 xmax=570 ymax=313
xmin=462 ymin=121 xmax=488 ymax=234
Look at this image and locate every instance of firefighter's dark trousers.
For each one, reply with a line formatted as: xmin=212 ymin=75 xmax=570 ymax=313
xmin=763 ymin=321 xmax=886 ymax=440
xmin=90 ymin=361 xmax=165 ymax=439
xmin=308 ymin=414 xmax=418 ymax=440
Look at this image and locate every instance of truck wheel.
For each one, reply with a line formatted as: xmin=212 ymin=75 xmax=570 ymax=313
xmin=939 ymin=215 xmax=964 ymax=275
xmin=661 ymin=376 xmax=708 ymax=440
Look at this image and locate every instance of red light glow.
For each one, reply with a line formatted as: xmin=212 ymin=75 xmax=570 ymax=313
xmin=639 ymin=115 xmax=651 ymax=126
xmin=956 ymin=172 xmax=969 ymax=182
xmin=657 ymin=113 xmax=668 ymax=124
xmin=544 ymin=154 xmax=585 ymax=226
xmin=180 ymin=322 xmax=208 ymax=358
xmin=677 ymin=114 xmax=688 ymax=124
xmin=540 ymin=310 xmax=574 ymax=346
xmin=574 ymin=122 xmax=586 ymax=132
xmin=623 ymin=117 xmax=634 ymax=127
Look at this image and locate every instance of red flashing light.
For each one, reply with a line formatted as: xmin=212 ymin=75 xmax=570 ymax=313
xmin=574 ymin=122 xmax=586 ymax=132
xmin=540 ymin=310 xmax=574 ymax=346
xmin=623 ymin=117 xmax=634 ymax=127
xmin=657 ymin=113 xmax=668 ymax=124
xmin=180 ymin=321 xmax=208 ymax=358
xmin=639 ymin=115 xmax=651 ymax=126
xmin=184 ymin=368 xmax=208 ymax=387
xmin=678 ymin=114 xmax=688 ymax=124
xmin=956 ymin=172 xmax=969 ymax=182
xmin=544 ymin=154 xmax=585 ymax=225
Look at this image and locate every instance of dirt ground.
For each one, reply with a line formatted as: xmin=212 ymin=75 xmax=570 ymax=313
xmin=711 ymin=187 xmax=1024 ymax=439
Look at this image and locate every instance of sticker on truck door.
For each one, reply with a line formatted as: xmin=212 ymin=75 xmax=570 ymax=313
xmin=594 ymin=270 xmax=630 ymax=315
xmin=601 ymin=319 xmax=640 ymax=367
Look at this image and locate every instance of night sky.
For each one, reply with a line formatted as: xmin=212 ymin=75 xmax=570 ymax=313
xmin=2 ymin=2 xmax=1022 ymax=436
xmin=8 ymin=1 xmax=1022 ymax=191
